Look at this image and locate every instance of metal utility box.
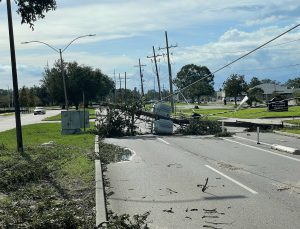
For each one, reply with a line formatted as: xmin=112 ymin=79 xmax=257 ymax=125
xmin=154 ymin=119 xmax=173 ymax=134
xmin=61 ymin=110 xmax=89 ymax=135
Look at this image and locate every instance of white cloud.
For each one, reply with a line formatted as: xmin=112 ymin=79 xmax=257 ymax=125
xmin=245 ymin=16 xmax=284 ymax=26
xmin=1 ymin=0 xmax=300 ymax=89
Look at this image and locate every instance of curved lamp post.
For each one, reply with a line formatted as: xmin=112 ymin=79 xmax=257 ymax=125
xmin=21 ymin=34 xmax=96 ymax=110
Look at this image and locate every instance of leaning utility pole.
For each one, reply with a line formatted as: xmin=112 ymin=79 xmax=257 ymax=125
xmin=134 ymin=59 xmax=146 ymax=97
xmin=6 ymin=0 xmax=23 ymax=152
xmin=159 ymin=31 xmax=177 ymax=112
xmin=147 ymin=46 xmax=162 ymax=100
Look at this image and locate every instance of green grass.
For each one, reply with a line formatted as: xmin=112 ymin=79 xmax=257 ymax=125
xmin=177 ymin=106 xmax=300 ymax=119
xmin=0 ymin=112 xmax=14 ymax=117
xmin=0 ymin=122 xmax=97 ymax=227
xmin=43 ymin=108 xmax=96 ymax=121
xmin=281 ymin=128 xmax=300 ymax=135
xmin=284 ymin=119 xmax=300 ymax=125
xmin=0 ymin=122 xmax=95 ymax=150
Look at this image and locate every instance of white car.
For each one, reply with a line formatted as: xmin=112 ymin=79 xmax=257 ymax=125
xmin=33 ymin=107 xmax=46 ymax=115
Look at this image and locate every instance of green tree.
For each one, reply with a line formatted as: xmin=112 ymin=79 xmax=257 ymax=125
xmin=248 ymin=77 xmax=261 ymax=89
xmin=223 ymin=74 xmax=248 ymax=105
xmin=261 ymin=78 xmax=280 ymax=85
xmin=174 ymin=64 xmax=214 ymax=104
xmin=19 ymin=86 xmax=29 ymax=107
xmin=285 ymin=77 xmax=300 ymax=88
xmin=42 ymin=61 xmax=114 ymax=108
xmin=1 ymin=0 xmax=57 ymax=29
xmin=247 ymin=87 xmax=264 ymax=107
xmin=41 ymin=61 xmax=65 ymax=106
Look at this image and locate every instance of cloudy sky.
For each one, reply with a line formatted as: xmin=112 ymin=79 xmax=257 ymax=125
xmin=1 ymin=0 xmax=300 ymax=92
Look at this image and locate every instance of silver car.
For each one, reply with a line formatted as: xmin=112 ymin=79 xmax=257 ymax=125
xmin=33 ymin=107 xmax=46 ymax=115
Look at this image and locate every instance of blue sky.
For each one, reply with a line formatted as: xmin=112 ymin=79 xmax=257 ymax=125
xmin=1 ymin=0 xmax=300 ymax=92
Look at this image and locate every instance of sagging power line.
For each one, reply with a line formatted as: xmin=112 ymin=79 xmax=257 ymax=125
xmin=161 ymin=23 xmax=300 ymax=101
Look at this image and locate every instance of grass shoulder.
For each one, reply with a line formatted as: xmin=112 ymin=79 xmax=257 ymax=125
xmin=0 ymin=123 xmax=96 ymax=227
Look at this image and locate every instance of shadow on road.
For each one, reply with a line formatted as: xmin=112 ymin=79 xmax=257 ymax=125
xmin=109 ymin=195 xmax=247 ymax=204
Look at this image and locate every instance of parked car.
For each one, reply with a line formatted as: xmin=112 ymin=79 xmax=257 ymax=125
xmin=33 ymin=107 xmax=46 ymax=115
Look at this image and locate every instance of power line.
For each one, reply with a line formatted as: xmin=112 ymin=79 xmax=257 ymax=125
xmin=161 ymin=23 xmax=300 ymax=101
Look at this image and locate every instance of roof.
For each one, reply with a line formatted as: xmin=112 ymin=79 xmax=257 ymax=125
xmin=253 ymin=83 xmax=294 ymax=95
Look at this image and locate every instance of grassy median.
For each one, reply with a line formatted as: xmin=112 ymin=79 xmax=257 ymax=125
xmin=0 ymin=123 xmax=96 ymax=228
xmin=178 ymin=106 xmax=300 ymax=119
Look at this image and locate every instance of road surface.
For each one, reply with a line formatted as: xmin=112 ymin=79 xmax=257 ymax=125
xmin=0 ymin=109 xmax=62 ymax=132
xmin=105 ymin=132 xmax=300 ymax=228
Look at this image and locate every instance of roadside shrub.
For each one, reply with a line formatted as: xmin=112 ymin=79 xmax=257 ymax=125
xmin=97 ymin=211 xmax=150 ymax=228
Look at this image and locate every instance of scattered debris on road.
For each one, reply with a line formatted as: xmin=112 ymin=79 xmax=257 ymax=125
xmin=166 ymin=188 xmax=178 ymax=194
xmin=202 ymin=177 xmax=209 ymax=192
xmin=167 ymin=163 xmax=183 ymax=168
xmin=163 ymin=208 xmax=174 ymax=213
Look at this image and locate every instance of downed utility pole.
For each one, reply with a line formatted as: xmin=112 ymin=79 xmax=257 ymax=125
xmin=147 ymin=46 xmax=162 ymax=100
xmin=134 ymin=59 xmax=146 ymax=97
xmin=159 ymin=31 xmax=177 ymax=112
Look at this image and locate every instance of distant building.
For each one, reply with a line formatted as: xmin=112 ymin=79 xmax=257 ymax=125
xmin=252 ymin=83 xmax=300 ymax=100
xmin=216 ymin=90 xmax=225 ymax=101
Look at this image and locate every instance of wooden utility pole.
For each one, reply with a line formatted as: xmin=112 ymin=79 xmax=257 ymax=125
xmin=113 ymin=69 xmax=116 ymax=103
xmin=118 ymin=73 xmax=125 ymax=103
xmin=147 ymin=46 xmax=162 ymax=100
xmin=6 ymin=0 xmax=23 ymax=152
xmin=159 ymin=31 xmax=177 ymax=112
xmin=124 ymin=72 xmax=127 ymax=103
xmin=134 ymin=59 xmax=146 ymax=97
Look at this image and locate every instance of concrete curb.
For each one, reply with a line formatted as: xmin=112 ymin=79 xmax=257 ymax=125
xmin=273 ymin=130 xmax=300 ymax=139
xmin=95 ymin=135 xmax=108 ymax=227
xmin=271 ymin=144 xmax=300 ymax=155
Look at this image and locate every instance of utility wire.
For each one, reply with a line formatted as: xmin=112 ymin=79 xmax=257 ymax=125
xmin=161 ymin=23 xmax=300 ymax=101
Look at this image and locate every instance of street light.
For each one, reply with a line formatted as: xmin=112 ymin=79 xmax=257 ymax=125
xmin=21 ymin=34 xmax=96 ymax=109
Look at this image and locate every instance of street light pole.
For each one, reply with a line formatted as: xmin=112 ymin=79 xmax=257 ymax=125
xmin=59 ymin=49 xmax=68 ymax=109
xmin=6 ymin=0 xmax=23 ymax=152
xmin=22 ymin=34 xmax=96 ymax=110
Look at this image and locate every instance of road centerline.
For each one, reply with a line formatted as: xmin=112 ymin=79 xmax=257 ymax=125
xmin=222 ymin=137 xmax=300 ymax=162
xmin=157 ymin=137 xmax=170 ymax=145
xmin=205 ymin=165 xmax=258 ymax=194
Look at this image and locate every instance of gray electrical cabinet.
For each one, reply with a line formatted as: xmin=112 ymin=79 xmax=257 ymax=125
xmin=61 ymin=110 xmax=89 ymax=135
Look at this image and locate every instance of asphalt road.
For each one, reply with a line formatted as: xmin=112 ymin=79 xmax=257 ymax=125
xmin=0 ymin=109 xmax=62 ymax=132
xmin=105 ymin=132 xmax=300 ymax=228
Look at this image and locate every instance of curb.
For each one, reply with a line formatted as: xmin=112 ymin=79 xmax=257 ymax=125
xmin=273 ymin=130 xmax=300 ymax=139
xmin=271 ymin=144 xmax=300 ymax=155
xmin=95 ymin=135 xmax=108 ymax=227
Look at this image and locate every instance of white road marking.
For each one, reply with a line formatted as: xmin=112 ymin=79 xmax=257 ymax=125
xmin=234 ymin=135 xmax=272 ymax=146
xmin=223 ymin=138 xmax=300 ymax=163
xmin=157 ymin=138 xmax=170 ymax=145
xmin=205 ymin=165 xmax=258 ymax=194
